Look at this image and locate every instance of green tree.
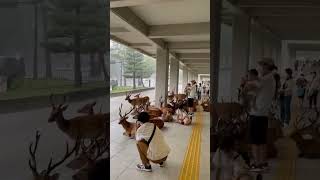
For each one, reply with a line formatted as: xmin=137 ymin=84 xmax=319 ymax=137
xmin=123 ymin=48 xmax=144 ymax=89
xmin=43 ymin=0 xmax=108 ymax=86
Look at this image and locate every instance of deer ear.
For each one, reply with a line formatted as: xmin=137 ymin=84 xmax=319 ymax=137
xmin=61 ymin=105 xmax=69 ymax=111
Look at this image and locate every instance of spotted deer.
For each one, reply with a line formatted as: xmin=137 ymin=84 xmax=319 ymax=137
xmin=28 ymin=130 xmax=79 ymax=180
xmin=125 ymin=93 xmax=150 ymax=112
xmin=118 ymin=104 xmax=136 ymax=138
xmin=48 ymin=95 xmax=108 ymax=155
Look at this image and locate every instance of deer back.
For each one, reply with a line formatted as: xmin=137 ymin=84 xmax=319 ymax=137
xmin=68 ymin=114 xmax=107 ymax=139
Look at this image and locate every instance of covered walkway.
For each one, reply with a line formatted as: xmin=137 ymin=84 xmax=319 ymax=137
xmin=212 ymin=0 xmax=320 ymax=180
xmin=110 ymin=0 xmax=210 ymax=179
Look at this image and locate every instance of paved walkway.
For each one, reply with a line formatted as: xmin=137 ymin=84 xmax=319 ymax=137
xmin=110 ymin=106 xmax=210 ymax=180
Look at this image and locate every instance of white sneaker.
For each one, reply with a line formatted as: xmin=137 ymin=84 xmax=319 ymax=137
xmin=136 ymin=164 xmax=152 ymax=172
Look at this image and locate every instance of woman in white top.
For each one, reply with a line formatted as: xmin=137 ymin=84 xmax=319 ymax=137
xmin=279 ymin=68 xmax=294 ymax=127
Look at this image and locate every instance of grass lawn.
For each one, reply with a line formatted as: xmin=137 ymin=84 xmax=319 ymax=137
xmin=0 ymin=79 xmax=107 ymax=100
xmin=111 ymin=86 xmax=148 ymax=93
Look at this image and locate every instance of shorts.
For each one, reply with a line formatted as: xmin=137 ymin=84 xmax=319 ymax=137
xmin=187 ymin=98 xmax=194 ymax=107
xmin=248 ymin=115 xmax=268 ymax=145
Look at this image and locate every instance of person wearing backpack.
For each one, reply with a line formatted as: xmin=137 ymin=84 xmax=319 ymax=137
xmin=279 ymin=68 xmax=294 ymax=127
xmin=135 ymin=112 xmax=171 ymax=172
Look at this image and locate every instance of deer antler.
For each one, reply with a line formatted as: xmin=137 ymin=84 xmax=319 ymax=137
xmin=28 ymin=130 xmax=41 ymax=175
xmin=46 ymin=137 xmax=79 ymax=174
xmin=49 ymin=94 xmax=55 ymax=107
xmin=119 ymin=104 xmax=123 ymax=118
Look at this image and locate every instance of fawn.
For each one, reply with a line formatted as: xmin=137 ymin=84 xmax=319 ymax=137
xmin=28 ymin=130 xmax=79 ymax=180
xmin=48 ymin=95 xmax=108 ymax=154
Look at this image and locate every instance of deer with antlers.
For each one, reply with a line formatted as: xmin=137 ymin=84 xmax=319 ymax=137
xmin=118 ymin=104 xmax=136 ymax=138
xmin=28 ymin=130 xmax=79 ymax=180
xmin=48 ymin=95 xmax=108 ymax=155
xmin=66 ymin=135 xmax=109 ymax=180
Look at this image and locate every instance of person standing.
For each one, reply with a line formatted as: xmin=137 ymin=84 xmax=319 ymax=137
xmin=198 ymin=83 xmax=202 ymax=100
xmin=279 ymin=68 xmax=294 ymax=127
xmin=187 ymin=80 xmax=197 ymax=115
xmin=244 ymin=58 xmax=276 ymax=172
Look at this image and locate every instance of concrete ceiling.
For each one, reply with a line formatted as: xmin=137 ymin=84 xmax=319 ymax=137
xmin=233 ymin=0 xmax=320 ymax=40
xmin=110 ymin=0 xmax=210 ymax=74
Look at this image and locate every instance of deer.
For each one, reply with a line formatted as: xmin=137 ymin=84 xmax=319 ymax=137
xmin=28 ymin=130 xmax=79 ymax=180
xmin=159 ymin=97 xmax=174 ymax=122
xmin=118 ymin=104 xmax=136 ymax=138
xmin=48 ymin=95 xmax=109 ymax=155
xmin=134 ymin=104 xmax=165 ymax=129
xmin=125 ymin=92 xmax=150 ymax=113
xmin=66 ymin=135 xmax=109 ymax=180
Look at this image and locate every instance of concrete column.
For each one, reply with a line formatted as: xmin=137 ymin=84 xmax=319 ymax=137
xmin=249 ymin=21 xmax=264 ymax=70
xmin=230 ymin=14 xmax=250 ymax=99
xmin=188 ymin=70 xmax=192 ymax=82
xmin=182 ymin=66 xmax=188 ymax=90
xmin=155 ymin=47 xmax=169 ymax=106
xmin=281 ymin=40 xmax=290 ymax=73
xmin=289 ymin=49 xmax=296 ymax=69
xmin=169 ymin=58 xmax=179 ymax=93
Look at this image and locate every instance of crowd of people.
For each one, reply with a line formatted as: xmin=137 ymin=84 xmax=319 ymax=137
xmin=213 ymin=57 xmax=320 ymax=179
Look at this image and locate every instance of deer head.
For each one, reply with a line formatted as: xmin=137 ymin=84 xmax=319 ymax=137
xmin=77 ymin=102 xmax=96 ymax=114
xmin=48 ymin=94 xmax=68 ymax=123
xmin=118 ymin=104 xmax=135 ymax=124
xmin=125 ymin=93 xmax=132 ymax=101
xmin=28 ymin=131 xmax=79 ymax=180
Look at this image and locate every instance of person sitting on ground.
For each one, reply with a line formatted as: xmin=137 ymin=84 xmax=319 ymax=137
xmin=175 ymin=104 xmax=192 ymax=125
xmin=213 ymin=135 xmax=252 ymax=180
xmin=135 ymin=112 xmax=171 ymax=172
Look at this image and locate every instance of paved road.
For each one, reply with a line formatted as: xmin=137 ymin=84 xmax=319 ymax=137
xmin=0 ymin=90 xmax=154 ymax=179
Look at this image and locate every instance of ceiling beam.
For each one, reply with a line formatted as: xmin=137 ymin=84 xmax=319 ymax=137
xmin=168 ymin=41 xmax=210 ymax=50
xmin=110 ymin=0 xmax=183 ymax=8
xmin=110 ymin=27 xmax=130 ymax=33
xmin=110 ymin=35 xmax=154 ymax=57
xmin=111 ymin=7 xmax=168 ymax=50
xmin=148 ymin=22 xmax=210 ymax=38
xmin=179 ymin=53 xmax=210 ymax=59
xmin=247 ymin=7 xmax=320 ymax=17
xmin=238 ymin=0 xmax=320 ymax=7
xmin=130 ymin=43 xmax=153 ymax=48
xmin=181 ymin=59 xmax=210 ymax=64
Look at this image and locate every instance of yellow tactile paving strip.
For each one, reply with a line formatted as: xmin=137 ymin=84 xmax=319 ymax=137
xmin=179 ymin=111 xmax=203 ymax=180
xmin=274 ymin=99 xmax=299 ymax=180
